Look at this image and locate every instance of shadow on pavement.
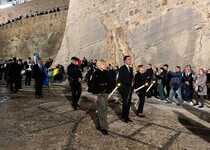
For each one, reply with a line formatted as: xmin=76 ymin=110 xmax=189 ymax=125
xmin=182 ymin=103 xmax=210 ymax=123
xmin=174 ymin=111 xmax=210 ymax=142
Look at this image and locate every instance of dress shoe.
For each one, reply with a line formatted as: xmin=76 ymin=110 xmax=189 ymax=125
xmin=137 ymin=114 xmax=145 ymax=118
xmin=101 ymin=129 xmax=109 ymax=135
xmin=124 ymin=118 xmax=133 ymax=122
xmin=96 ymin=126 xmax=101 ymax=130
xmin=128 ymin=118 xmax=133 ymax=122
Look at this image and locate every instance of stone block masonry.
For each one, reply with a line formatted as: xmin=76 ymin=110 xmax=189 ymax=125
xmin=56 ymin=0 xmax=210 ymax=69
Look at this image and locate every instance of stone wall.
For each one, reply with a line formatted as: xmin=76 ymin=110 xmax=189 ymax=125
xmin=0 ymin=10 xmax=68 ymax=59
xmin=56 ymin=0 xmax=210 ymax=69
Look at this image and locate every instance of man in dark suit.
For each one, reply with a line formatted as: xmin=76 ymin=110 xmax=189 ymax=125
xmin=32 ymin=59 xmax=45 ymax=98
xmin=117 ymin=55 xmax=134 ymax=123
xmin=8 ymin=57 xmax=21 ymax=93
xmin=67 ymin=57 xmax=82 ymax=110
xmin=17 ymin=59 xmax=24 ymax=89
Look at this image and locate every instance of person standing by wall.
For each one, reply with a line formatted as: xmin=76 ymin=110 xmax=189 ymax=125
xmin=117 ymin=55 xmax=134 ymax=123
xmin=182 ymin=65 xmax=194 ymax=103
xmin=163 ymin=64 xmax=171 ymax=98
xmin=156 ymin=67 xmax=167 ymax=100
xmin=8 ymin=57 xmax=20 ymax=93
xmin=133 ymin=65 xmax=148 ymax=117
xmin=25 ymin=57 xmax=33 ymax=86
xmin=17 ymin=59 xmax=24 ymax=89
xmin=67 ymin=57 xmax=82 ymax=110
xmin=167 ymin=66 xmax=183 ymax=105
xmin=90 ymin=59 xmax=110 ymax=135
xmin=32 ymin=59 xmax=45 ymax=98
xmin=145 ymin=64 xmax=154 ymax=98
xmin=194 ymin=68 xmax=207 ymax=108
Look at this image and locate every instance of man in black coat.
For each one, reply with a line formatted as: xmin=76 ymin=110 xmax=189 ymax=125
xmin=8 ymin=57 xmax=21 ymax=93
xmin=4 ymin=59 xmax=12 ymax=87
xmin=182 ymin=65 xmax=194 ymax=102
xmin=32 ymin=59 xmax=45 ymax=98
xmin=17 ymin=59 xmax=24 ymax=89
xmin=25 ymin=58 xmax=33 ymax=86
xmin=117 ymin=55 xmax=134 ymax=123
xmin=67 ymin=57 xmax=82 ymax=110
xmin=163 ymin=64 xmax=171 ymax=98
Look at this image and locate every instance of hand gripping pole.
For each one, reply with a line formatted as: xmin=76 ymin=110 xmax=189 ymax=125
xmin=134 ymin=83 xmax=149 ymax=93
xmin=108 ymin=83 xmax=121 ymax=99
xmin=146 ymin=81 xmax=156 ymax=93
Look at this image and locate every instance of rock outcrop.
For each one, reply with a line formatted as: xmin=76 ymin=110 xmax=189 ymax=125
xmin=56 ymin=0 xmax=210 ymax=69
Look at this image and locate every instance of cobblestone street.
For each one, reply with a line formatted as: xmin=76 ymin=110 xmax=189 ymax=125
xmin=0 ymin=82 xmax=210 ymax=150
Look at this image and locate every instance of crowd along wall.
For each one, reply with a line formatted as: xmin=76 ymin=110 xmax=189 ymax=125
xmin=0 ymin=10 xmax=68 ymax=60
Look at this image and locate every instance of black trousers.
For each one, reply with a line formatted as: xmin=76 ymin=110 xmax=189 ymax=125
xmin=165 ymin=82 xmax=170 ymax=98
xmin=70 ymin=81 xmax=82 ymax=109
xmin=119 ymin=87 xmax=132 ymax=120
xmin=10 ymin=78 xmax=18 ymax=93
xmin=207 ymin=86 xmax=210 ymax=99
xmin=137 ymin=93 xmax=146 ymax=114
xmin=0 ymin=71 xmax=2 ymax=80
xmin=35 ymin=80 xmax=43 ymax=96
xmin=25 ymin=71 xmax=32 ymax=86
xmin=17 ymin=76 xmax=22 ymax=89
xmin=152 ymin=82 xmax=158 ymax=97
xmin=194 ymin=93 xmax=205 ymax=106
xmin=6 ymin=76 xmax=10 ymax=87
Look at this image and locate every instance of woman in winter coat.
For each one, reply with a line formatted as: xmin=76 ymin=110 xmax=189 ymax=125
xmin=89 ymin=59 xmax=110 ymax=135
xmin=194 ymin=68 xmax=207 ymax=108
xmin=181 ymin=65 xmax=194 ymax=102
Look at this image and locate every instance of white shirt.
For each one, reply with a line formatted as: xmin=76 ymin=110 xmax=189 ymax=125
xmin=125 ymin=64 xmax=130 ymax=72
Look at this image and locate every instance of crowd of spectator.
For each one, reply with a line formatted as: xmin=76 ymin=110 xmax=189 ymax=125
xmin=85 ymin=61 xmax=210 ymax=108
xmin=0 ymin=56 xmax=210 ymax=108
xmin=0 ymin=6 xmax=68 ymax=28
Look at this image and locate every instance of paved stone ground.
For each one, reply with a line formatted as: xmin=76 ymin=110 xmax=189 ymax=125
xmin=0 ymin=81 xmax=210 ymax=150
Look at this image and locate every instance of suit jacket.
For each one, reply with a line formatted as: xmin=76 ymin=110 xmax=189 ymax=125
xmin=32 ymin=64 xmax=44 ymax=82
xmin=8 ymin=62 xmax=21 ymax=80
xmin=117 ymin=65 xmax=133 ymax=92
xmin=67 ymin=63 xmax=82 ymax=82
